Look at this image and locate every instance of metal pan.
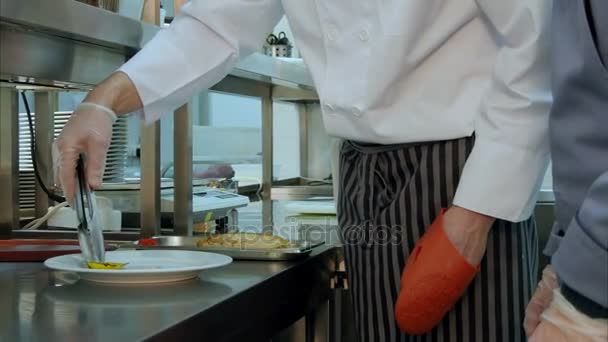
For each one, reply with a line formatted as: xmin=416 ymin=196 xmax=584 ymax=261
xmin=124 ymin=236 xmax=323 ymax=261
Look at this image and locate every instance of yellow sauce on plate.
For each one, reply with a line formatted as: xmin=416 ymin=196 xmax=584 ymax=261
xmin=86 ymin=262 xmax=128 ymax=270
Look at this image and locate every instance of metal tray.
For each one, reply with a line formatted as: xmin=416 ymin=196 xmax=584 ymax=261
xmin=124 ymin=236 xmax=324 ymax=261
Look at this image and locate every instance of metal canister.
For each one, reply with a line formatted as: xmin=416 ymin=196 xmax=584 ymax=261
xmin=264 ymin=44 xmax=293 ymax=58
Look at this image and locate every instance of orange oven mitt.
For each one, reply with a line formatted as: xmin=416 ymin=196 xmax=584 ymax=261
xmin=395 ymin=209 xmax=479 ymax=335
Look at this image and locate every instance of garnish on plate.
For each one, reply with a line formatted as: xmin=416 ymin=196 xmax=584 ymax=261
xmin=86 ymin=262 xmax=128 ymax=269
xmin=137 ymin=238 xmax=158 ymax=246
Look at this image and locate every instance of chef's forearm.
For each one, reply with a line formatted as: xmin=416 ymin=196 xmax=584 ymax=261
xmin=84 ymin=72 xmax=143 ymax=116
xmin=452 ymin=0 xmax=552 ymax=222
xmin=115 ymin=0 xmax=284 ymax=123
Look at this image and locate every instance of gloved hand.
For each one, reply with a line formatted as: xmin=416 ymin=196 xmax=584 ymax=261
xmin=395 ymin=207 xmax=493 ymax=334
xmin=524 ymin=265 xmax=559 ymax=336
xmin=529 ymin=289 xmax=608 ymax=342
xmin=53 ymin=102 xmax=117 ymax=205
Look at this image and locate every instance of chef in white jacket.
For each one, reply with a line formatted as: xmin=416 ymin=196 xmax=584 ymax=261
xmin=55 ymin=1 xmax=552 ymax=341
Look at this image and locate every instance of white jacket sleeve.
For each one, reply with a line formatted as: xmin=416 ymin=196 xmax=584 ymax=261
xmin=119 ymin=0 xmax=284 ymax=123
xmin=453 ymin=0 xmax=553 ymax=222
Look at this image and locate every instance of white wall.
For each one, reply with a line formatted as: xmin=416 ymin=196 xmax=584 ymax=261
xmin=306 ymin=104 xmax=332 ymax=179
xmin=199 ymin=92 xmax=303 ymax=180
xmin=273 ymin=101 xmax=301 ymax=179
xmin=208 ymin=93 xmax=261 ymax=128
xmin=160 ymin=0 xmax=174 ymax=17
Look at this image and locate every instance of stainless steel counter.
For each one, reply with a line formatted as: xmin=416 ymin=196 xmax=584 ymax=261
xmin=0 ymin=245 xmax=339 ymax=342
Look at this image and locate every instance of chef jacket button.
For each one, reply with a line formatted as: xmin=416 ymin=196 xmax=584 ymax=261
xmin=352 ymin=106 xmax=364 ymax=117
xmin=359 ymin=30 xmax=370 ymax=42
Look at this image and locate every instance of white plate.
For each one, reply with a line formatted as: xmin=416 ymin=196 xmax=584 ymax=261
xmin=44 ymin=250 xmax=232 ymax=284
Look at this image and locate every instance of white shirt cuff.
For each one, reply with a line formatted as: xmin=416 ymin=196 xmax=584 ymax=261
xmin=453 ymin=137 xmax=549 ymax=222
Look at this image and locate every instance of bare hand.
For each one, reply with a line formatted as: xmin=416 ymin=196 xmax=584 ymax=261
xmin=442 ymin=206 xmax=495 ymax=265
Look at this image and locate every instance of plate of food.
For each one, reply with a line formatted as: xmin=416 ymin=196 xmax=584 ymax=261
xmin=44 ymin=250 xmax=232 ymax=284
xmin=130 ymin=233 xmax=324 ymax=261
xmin=196 ymin=232 xmax=292 ymax=249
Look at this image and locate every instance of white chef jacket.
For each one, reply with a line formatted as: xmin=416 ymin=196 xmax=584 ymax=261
xmin=120 ymin=0 xmax=552 ymax=222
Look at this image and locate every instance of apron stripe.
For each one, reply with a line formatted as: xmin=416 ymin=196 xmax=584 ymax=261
xmin=338 ymin=137 xmax=538 ymax=342
xmin=458 ymin=300 xmax=466 ymax=342
xmin=380 ymin=221 xmax=395 ymax=342
xmin=491 ymin=221 xmax=501 ymax=342
xmin=375 ymin=229 xmax=387 ymax=342
xmin=505 ymin=221 xmax=516 ymax=342
xmin=411 ymin=148 xmax=425 ymax=247
xmin=473 ymin=262 xmax=483 ymax=342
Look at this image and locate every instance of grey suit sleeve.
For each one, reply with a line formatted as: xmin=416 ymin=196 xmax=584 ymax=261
xmin=552 ymin=171 xmax=608 ymax=308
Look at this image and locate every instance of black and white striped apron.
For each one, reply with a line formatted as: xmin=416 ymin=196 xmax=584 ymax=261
xmin=338 ymin=137 xmax=538 ymax=342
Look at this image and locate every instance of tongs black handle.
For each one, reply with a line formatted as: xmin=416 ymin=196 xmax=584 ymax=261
xmin=75 ymin=155 xmax=92 ymax=228
xmin=74 ymin=154 xmax=105 ymax=263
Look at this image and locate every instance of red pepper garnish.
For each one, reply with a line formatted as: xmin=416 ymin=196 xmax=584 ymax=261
xmin=138 ymin=238 xmax=157 ymax=246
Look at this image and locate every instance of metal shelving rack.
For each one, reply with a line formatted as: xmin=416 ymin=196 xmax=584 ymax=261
xmin=0 ymin=0 xmax=318 ymax=239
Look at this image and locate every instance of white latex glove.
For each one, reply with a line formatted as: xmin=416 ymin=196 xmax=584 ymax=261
xmin=529 ymin=289 xmax=608 ymax=342
xmin=53 ymin=102 xmax=116 ymax=204
xmin=524 ymin=265 xmax=560 ymax=336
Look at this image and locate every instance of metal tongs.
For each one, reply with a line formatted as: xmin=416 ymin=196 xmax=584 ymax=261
xmin=74 ymin=154 xmax=105 ymax=263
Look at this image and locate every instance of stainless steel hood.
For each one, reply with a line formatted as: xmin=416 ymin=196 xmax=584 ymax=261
xmin=0 ymin=0 xmax=150 ymax=88
xmin=0 ymin=0 xmax=315 ymax=90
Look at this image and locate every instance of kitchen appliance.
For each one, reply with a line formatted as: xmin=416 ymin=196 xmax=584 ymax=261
xmin=96 ymin=179 xmax=250 ymax=229
xmin=46 ymin=196 xmax=122 ymax=231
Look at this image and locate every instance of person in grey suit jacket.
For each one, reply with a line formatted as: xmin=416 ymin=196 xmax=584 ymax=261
xmin=525 ymin=0 xmax=608 ymax=340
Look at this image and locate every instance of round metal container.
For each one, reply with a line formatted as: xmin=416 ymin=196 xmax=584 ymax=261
xmin=263 ymin=44 xmax=293 ymax=58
